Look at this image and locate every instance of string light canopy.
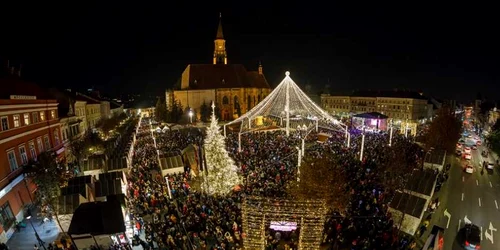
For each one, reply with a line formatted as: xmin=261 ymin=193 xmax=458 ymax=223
xmin=242 ymin=196 xmax=328 ymax=249
xmin=225 ymin=71 xmax=347 ymax=136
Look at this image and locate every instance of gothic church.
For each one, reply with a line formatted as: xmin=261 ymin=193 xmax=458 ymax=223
xmin=166 ymin=16 xmax=271 ymax=121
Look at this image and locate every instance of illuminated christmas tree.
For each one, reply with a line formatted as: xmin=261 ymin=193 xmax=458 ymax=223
xmin=202 ymin=102 xmax=241 ymax=195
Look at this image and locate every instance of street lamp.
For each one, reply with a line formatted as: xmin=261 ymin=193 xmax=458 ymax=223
xmin=26 ymin=210 xmax=47 ymax=250
xmin=297 ymin=124 xmax=307 ymax=157
xmin=296 ymin=146 xmax=301 ymax=182
xmin=360 ymin=129 xmax=366 ymax=162
xmin=188 ymin=109 xmax=193 ymax=124
xmin=389 ymin=120 xmax=394 ymax=147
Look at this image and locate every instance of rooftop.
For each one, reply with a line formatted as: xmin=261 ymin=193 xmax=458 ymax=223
xmin=182 ymin=64 xmax=270 ymax=90
xmin=390 ymin=191 xmax=427 ymax=218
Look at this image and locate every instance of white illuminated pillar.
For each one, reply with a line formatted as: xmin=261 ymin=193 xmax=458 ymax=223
xmin=285 ymin=72 xmax=290 ymax=136
xmin=301 ymin=138 xmax=305 ymax=158
xmin=248 ymin=118 xmax=251 ymax=129
xmin=296 ymin=146 xmax=301 ymax=182
xmin=347 ymin=132 xmax=351 ymax=148
xmin=165 ymin=177 xmax=173 ymax=199
xmin=389 ymin=125 xmax=393 ymax=146
xmin=360 ymin=132 xmax=365 ymax=161
xmin=238 ymin=133 xmax=242 ymax=152
xmin=315 ymin=119 xmax=318 ymax=132
xmin=223 ymin=125 xmax=226 ymax=137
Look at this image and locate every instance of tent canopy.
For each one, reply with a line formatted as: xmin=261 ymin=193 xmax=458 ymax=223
xmin=226 ymin=71 xmax=346 ymax=135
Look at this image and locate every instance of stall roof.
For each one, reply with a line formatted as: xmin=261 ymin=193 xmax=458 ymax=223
xmin=95 ymin=180 xmax=122 ymax=197
xmin=406 ymin=169 xmax=437 ymax=197
xmin=68 ymin=199 xmax=125 ymax=236
xmin=390 ymin=192 xmax=427 ymax=218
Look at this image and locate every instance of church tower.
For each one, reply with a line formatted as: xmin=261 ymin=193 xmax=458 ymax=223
xmin=213 ymin=14 xmax=227 ymax=65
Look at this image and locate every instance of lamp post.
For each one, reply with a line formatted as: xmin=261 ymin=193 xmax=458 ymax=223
xmin=297 ymin=124 xmax=307 ymax=157
xmin=389 ymin=120 xmax=394 ymax=147
xmin=296 ymin=146 xmax=301 ymax=182
xmin=404 ymin=119 xmax=409 ymax=138
xmin=360 ymin=129 xmax=366 ymax=162
xmin=26 ymin=210 xmax=47 ymax=250
xmin=188 ymin=109 xmax=193 ymax=124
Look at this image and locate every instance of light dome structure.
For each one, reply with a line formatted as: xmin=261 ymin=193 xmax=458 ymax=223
xmin=225 ymin=71 xmax=347 ymax=136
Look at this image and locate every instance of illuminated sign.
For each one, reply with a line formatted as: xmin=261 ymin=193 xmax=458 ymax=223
xmin=270 ymin=221 xmax=297 ymax=231
xmin=10 ymin=95 xmax=37 ymax=100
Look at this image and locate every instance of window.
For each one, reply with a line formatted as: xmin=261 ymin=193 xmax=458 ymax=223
xmin=37 ymin=137 xmax=44 ymax=152
xmin=1 ymin=117 xmax=8 ymax=131
xmin=54 ymin=129 xmax=60 ymax=146
xmin=32 ymin=112 xmax=39 ymax=123
xmin=44 ymin=135 xmax=51 ymax=150
xmin=19 ymin=146 xmax=28 ymax=165
xmin=50 ymin=110 xmax=56 ymax=119
xmin=39 ymin=111 xmax=45 ymax=121
xmin=29 ymin=142 xmax=37 ymax=160
xmin=0 ymin=202 xmax=15 ymax=229
xmin=13 ymin=115 xmax=20 ymax=128
xmin=23 ymin=113 xmax=30 ymax=125
xmin=7 ymin=151 xmax=18 ymax=171
xmin=222 ymin=96 xmax=229 ymax=105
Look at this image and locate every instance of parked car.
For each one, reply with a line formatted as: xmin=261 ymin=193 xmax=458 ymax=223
xmin=456 ymin=150 xmax=462 ymax=157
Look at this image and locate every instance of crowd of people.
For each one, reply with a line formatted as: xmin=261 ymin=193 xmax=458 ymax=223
xmin=124 ymin=118 xmax=424 ymax=250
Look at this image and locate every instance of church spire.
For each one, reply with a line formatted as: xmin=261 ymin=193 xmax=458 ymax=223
xmin=213 ymin=13 xmax=227 ymax=65
xmin=216 ymin=13 xmax=224 ymax=39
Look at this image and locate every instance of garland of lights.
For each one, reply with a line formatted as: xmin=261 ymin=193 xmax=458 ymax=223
xmin=242 ymin=196 xmax=328 ymax=250
xmin=201 ymin=102 xmax=242 ymax=195
xmin=226 ymin=71 xmax=347 ymax=135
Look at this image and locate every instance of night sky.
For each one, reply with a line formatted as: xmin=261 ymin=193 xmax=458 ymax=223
xmin=1 ymin=1 xmax=498 ymax=102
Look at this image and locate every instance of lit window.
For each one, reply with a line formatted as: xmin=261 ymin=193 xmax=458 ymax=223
xmin=44 ymin=135 xmax=51 ymax=150
xmin=29 ymin=142 xmax=37 ymax=160
xmin=19 ymin=146 xmax=28 ymax=165
xmin=0 ymin=202 xmax=15 ymax=229
xmin=50 ymin=110 xmax=56 ymax=119
xmin=7 ymin=151 xmax=18 ymax=171
xmin=23 ymin=113 xmax=30 ymax=125
xmin=54 ymin=129 xmax=60 ymax=146
xmin=39 ymin=111 xmax=45 ymax=121
xmin=13 ymin=115 xmax=20 ymax=128
xmin=1 ymin=117 xmax=8 ymax=131
xmin=37 ymin=137 xmax=44 ymax=152
xmin=32 ymin=112 xmax=39 ymax=123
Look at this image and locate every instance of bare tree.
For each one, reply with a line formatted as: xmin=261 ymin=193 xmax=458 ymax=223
xmin=424 ymin=107 xmax=462 ymax=152
xmin=23 ymin=152 xmax=75 ymax=247
xmin=287 ymin=156 xmax=350 ymax=213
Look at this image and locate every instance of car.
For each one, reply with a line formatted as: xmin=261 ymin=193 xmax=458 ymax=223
xmin=459 ymin=139 xmax=466 ymax=143
xmin=482 ymin=150 xmax=488 ymax=157
xmin=464 ymin=153 xmax=472 ymax=160
xmin=471 ymin=145 xmax=477 ymax=150
xmin=487 ymin=162 xmax=495 ymax=170
xmin=476 ymin=140 xmax=482 ymax=146
xmin=456 ymin=150 xmax=462 ymax=157
xmin=465 ymin=165 xmax=474 ymax=173
xmin=464 ymin=147 xmax=471 ymax=154
xmin=457 ymin=143 xmax=463 ymax=149
xmin=461 ymin=224 xmax=481 ymax=250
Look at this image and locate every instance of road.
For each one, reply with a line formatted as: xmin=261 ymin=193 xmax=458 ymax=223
xmin=437 ymin=138 xmax=500 ymax=249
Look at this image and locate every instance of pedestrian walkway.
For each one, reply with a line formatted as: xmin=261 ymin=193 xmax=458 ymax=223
xmin=7 ymin=216 xmax=60 ymax=250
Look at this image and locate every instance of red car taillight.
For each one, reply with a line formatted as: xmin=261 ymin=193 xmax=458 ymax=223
xmin=476 ymin=245 xmax=481 ymax=249
xmin=465 ymin=241 xmax=470 ymax=246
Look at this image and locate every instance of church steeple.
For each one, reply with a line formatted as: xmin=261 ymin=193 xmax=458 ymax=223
xmin=213 ymin=13 xmax=227 ymax=65
xmin=216 ymin=13 xmax=224 ymax=39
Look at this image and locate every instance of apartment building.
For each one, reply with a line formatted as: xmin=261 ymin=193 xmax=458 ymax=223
xmin=0 ymin=76 xmax=63 ymax=243
xmin=321 ymin=90 xmax=432 ymax=122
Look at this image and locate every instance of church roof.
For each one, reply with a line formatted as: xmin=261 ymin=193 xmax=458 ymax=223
xmin=185 ymin=64 xmax=270 ymax=90
xmin=216 ymin=16 xmax=224 ymax=39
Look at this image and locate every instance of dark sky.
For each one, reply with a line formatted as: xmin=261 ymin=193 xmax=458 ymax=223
xmin=1 ymin=1 xmax=499 ymax=102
